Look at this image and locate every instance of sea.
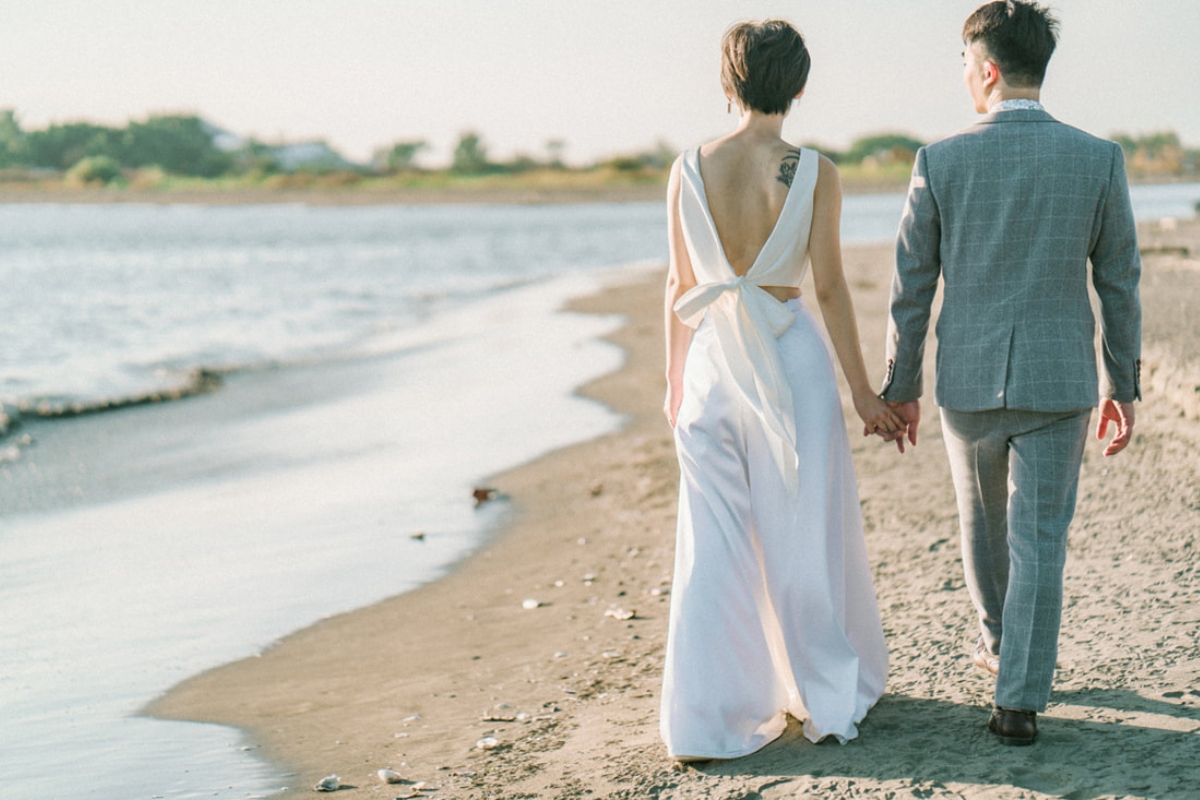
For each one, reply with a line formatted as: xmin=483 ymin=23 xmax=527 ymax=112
xmin=1 ymin=182 xmax=1197 ymax=799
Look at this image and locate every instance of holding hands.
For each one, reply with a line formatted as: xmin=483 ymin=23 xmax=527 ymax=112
xmin=866 ymin=398 xmax=920 ymax=453
xmin=855 ymin=391 xmax=908 ymax=449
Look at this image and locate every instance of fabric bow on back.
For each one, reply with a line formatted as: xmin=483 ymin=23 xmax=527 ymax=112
xmin=673 ymin=147 xmax=819 ymax=496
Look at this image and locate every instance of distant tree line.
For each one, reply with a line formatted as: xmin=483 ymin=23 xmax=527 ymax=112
xmin=0 ymin=110 xmax=343 ymax=183
xmin=0 ymin=109 xmax=1193 ymax=185
xmin=814 ymin=133 xmax=926 ymax=167
xmin=1113 ymin=130 xmax=1200 ymax=175
xmin=411 ymin=130 xmax=927 ymax=176
xmin=0 ymin=110 xmax=239 ymax=177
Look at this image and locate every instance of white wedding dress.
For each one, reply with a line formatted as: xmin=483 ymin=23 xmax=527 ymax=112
xmin=660 ymin=147 xmax=888 ymax=760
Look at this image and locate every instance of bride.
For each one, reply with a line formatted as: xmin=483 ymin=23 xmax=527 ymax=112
xmin=661 ymin=19 xmax=898 ymax=761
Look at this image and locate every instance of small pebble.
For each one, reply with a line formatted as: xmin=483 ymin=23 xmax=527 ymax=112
xmin=522 ymin=598 xmax=541 ymax=610
xmin=378 ymin=767 xmax=403 ymax=784
xmin=476 ymin=736 xmax=500 ymax=750
xmin=605 ymin=608 xmax=635 ymax=620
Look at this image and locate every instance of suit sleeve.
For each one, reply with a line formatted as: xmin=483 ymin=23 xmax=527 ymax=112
xmin=1090 ymin=144 xmax=1142 ymax=402
xmin=882 ymin=146 xmax=941 ymax=402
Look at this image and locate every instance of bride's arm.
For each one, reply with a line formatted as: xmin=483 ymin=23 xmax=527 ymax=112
xmin=664 ymin=157 xmax=697 ymax=427
xmin=808 ymin=156 xmax=902 ymax=438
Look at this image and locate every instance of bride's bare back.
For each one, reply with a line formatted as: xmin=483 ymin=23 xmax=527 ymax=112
xmin=697 ymin=136 xmax=804 ymax=300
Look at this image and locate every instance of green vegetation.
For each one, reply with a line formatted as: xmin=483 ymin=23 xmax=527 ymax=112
xmin=65 ymin=155 xmax=123 ymax=186
xmin=1113 ymin=130 xmax=1200 ymax=178
xmin=0 ymin=109 xmax=1193 ymax=198
xmin=823 ymin=133 xmax=925 ymax=167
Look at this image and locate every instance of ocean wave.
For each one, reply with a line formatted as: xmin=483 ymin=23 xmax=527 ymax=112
xmin=0 ymin=367 xmax=224 ymax=439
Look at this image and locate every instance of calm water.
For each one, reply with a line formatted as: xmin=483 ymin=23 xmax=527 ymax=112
xmin=0 ymin=182 xmax=1197 ymax=799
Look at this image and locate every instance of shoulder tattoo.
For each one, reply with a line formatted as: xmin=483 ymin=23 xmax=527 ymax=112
xmin=776 ymin=148 xmax=803 ymax=187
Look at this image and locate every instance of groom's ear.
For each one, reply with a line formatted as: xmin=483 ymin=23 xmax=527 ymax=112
xmin=982 ymin=59 xmax=1001 ymax=88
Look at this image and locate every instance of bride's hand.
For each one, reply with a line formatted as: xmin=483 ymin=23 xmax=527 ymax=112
xmin=664 ymin=383 xmax=684 ymax=428
xmin=853 ymin=391 xmax=903 ymax=441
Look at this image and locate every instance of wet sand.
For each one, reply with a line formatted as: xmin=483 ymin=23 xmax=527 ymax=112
xmin=150 ymin=222 xmax=1200 ymax=799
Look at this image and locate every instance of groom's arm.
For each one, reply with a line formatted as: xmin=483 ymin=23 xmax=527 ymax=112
xmin=1090 ymin=143 xmax=1142 ymax=404
xmin=881 ymin=146 xmax=941 ymax=403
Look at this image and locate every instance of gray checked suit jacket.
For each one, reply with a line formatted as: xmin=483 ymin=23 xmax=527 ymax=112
xmin=881 ymin=109 xmax=1142 ymax=411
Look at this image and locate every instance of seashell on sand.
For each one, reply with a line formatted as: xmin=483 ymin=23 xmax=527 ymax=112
xmin=314 ymin=773 xmax=341 ymax=791
xmin=521 ymin=598 xmax=541 ymax=610
xmin=604 ymin=607 xmax=635 ymax=620
xmin=378 ymin=767 xmax=403 ymax=784
xmin=476 ymin=736 xmax=500 ymax=750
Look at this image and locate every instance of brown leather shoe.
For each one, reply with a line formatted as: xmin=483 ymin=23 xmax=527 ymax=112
xmin=988 ymin=706 xmax=1037 ymax=746
xmin=973 ymin=639 xmax=999 ymax=677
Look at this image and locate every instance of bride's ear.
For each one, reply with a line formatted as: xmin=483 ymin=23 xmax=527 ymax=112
xmin=794 ymin=89 xmax=805 ymax=100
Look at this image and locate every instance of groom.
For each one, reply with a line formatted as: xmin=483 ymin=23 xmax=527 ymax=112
xmin=880 ymin=1 xmax=1142 ymax=745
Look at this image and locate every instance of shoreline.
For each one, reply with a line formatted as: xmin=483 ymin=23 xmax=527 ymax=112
xmin=0 ymin=177 xmax=917 ymax=207
xmin=148 ymin=228 xmax=1200 ymax=799
xmin=1 ymin=175 xmax=1193 ymax=208
xmin=0 ymin=271 xmax=630 ymax=798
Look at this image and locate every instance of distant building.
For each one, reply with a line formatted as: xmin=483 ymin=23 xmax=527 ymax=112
xmin=268 ymin=141 xmax=357 ymax=172
xmin=201 ymin=120 xmax=357 ymax=172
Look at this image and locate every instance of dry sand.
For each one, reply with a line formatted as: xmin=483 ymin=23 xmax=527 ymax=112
xmin=150 ymin=223 xmax=1200 ymax=799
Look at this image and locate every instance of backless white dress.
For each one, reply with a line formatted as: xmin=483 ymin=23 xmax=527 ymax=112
xmin=660 ymin=147 xmax=888 ymax=760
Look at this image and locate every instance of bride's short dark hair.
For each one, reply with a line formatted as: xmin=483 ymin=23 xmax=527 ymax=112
xmin=720 ymin=20 xmax=810 ymax=115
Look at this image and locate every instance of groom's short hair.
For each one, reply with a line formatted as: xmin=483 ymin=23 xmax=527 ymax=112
xmin=720 ymin=20 xmax=810 ymax=115
xmin=963 ymin=1 xmax=1059 ymax=88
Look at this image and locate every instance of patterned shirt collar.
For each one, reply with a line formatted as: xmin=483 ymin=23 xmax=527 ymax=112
xmin=989 ymin=98 xmax=1045 ymax=113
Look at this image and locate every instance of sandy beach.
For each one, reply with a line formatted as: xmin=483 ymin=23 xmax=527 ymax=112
xmin=139 ymin=215 xmax=1200 ymax=799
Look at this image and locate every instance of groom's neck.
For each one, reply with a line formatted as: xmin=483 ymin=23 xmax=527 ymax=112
xmin=985 ymin=84 xmax=1041 ymax=111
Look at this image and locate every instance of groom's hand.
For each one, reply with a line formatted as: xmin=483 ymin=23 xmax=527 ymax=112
xmin=885 ymin=400 xmax=920 ymax=453
xmin=1097 ymin=398 xmax=1135 ymax=456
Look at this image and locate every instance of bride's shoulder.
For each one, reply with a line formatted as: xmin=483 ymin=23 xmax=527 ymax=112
xmin=809 ymin=152 xmax=842 ymax=204
xmin=775 ymin=144 xmax=832 ymax=190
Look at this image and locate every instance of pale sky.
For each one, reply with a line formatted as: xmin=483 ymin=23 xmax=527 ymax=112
xmin=2 ymin=0 xmax=1197 ymax=166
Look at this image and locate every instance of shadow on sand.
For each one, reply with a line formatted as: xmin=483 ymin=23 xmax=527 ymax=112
xmin=694 ymin=691 xmax=1200 ymax=799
